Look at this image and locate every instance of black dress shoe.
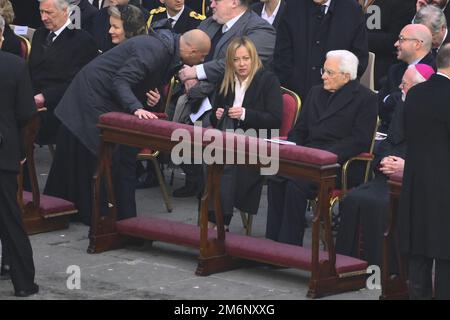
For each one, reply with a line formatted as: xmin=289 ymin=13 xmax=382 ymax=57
xmin=0 ymin=264 xmax=11 ymax=280
xmin=15 ymin=283 xmax=39 ymax=297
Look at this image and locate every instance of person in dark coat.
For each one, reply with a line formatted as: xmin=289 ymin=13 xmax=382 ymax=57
xmin=43 ymin=29 xmax=211 ymax=225
xmin=359 ymin=0 xmax=416 ymax=90
xmin=377 ymin=23 xmax=434 ymax=133
xmin=11 ymin=0 xmax=42 ymax=28
xmin=0 ymin=0 xmax=21 ymax=56
xmin=0 ymin=28 xmax=39 ymax=297
xmin=266 ymin=50 xmax=378 ymax=246
xmin=207 ymin=36 xmax=282 ymax=228
xmin=143 ymin=0 xmax=211 ymax=16
xmin=335 ymin=64 xmax=435 ymax=268
xmin=186 ymin=0 xmax=210 ymax=16
xmin=273 ymin=0 xmax=369 ymax=100
xmin=413 ymin=4 xmax=450 ymax=58
xmin=29 ymin=0 xmax=98 ymax=145
xmin=148 ymin=0 xmax=205 ymax=34
xmin=398 ymin=44 xmax=450 ymax=300
xmin=251 ymin=0 xmax=285 ymax=30
xmin=69 ymin=0 xmax=98 ymax=30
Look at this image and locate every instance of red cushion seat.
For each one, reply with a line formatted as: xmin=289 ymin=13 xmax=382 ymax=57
xmin=116 ymin=216 xmax=367 ymax=275
xmin=22 ymin=191 xmax=77 ymax=216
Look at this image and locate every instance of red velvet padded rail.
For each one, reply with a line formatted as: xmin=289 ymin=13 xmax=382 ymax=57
xmin=99 ymin=112 xmax=338 ymax=166
xmin=116 ymin=217 xmax=367 ymax=275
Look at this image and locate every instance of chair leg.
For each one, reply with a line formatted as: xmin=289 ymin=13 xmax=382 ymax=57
xmin=246 ymin=214 xmax=253 ymax=236
xmin=239 ymin=211 xmax=253 ymax=236
xmin=150 ymin=157 xmax=173 ymax=213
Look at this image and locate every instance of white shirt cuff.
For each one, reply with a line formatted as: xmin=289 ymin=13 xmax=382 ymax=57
xmin=239 ymin=108 xmax=246 ymax=121
xmin=196 ymin=64 xmax=207 ymax=80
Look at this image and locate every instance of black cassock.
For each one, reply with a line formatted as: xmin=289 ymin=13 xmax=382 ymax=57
xmin=336 ymin=99 xmax=406 ymax=267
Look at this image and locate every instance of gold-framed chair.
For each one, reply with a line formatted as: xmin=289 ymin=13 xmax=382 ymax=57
xmin=239 ymin=86 xmax=302 ymax=235
xmin=136 ymin=77 xmax=176 ymax=213
xmin=17 ymin=34 xmax=31 ymax=61
xmin=17 ymin=114 xmax=77 ymax=235
xmin=317 ymin=117 xmax=381 ymax=249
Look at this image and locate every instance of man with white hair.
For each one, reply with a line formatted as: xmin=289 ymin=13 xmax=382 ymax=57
xmin=266 ymin=50 xmax=378 ymax=246
xmin=414 ymin=4 xmax=450 ymax=57
xmin=29 ymin=0 xmax=98 ymax=146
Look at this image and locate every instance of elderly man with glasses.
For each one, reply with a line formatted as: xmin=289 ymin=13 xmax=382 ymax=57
xmin=378 ymin=24 xmax=434 ymax=133
xmin=265 ymin=50 xmax=378 ymax=247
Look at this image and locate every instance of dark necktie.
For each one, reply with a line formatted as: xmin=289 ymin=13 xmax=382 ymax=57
xmin=317 ymin=4 xmax=327 ymax=19
xmin=45 ymin=32 xmax=56 ymax=47
xmin=166 ymin=18 xmax=174 ymax=29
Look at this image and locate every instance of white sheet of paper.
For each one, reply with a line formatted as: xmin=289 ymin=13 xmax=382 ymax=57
xmin=13 ymin=25 xmax=28 ymax=35
xmin=190 ymin=97 xmax=212 ymax=123
xmin=264 ymin=138 xmax=297 ymax=145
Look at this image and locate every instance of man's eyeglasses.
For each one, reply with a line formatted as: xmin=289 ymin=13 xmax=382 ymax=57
xmin=397 ymin=35 xmax=424 ymax=44
xmin=320 ymin=68 xmax=344 ymax=77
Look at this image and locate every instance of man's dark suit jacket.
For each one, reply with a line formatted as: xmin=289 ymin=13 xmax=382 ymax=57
xmin=54 ymin=30 xmax=183 ymax=155
xmin=151 ymin=5 xmax=204 ymax=34
xmin=28 ymin=26 xmax=98 ymax=111
xmin=288 ymin=80 xmax=378 ymax=165
xmin=77 ymin=0 xmax=99 ymax=31
xmin=251 ymin=0 xmax=286 ymax=30
xmin=377 ymin=52 xmax=435 ymax=132
xmin=0 ymin=51 xmax=36 ymax=173
xmin=2 ymin=24 xmax=21 ymax=57
xmin=274 ymin=0 xmax=368 ymax=100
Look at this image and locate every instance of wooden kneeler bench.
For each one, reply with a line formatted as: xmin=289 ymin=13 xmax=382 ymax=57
xmin=18 ymin=114 xmax=77 ymax=234
xmin=380 ymin=172 xmax=408 ymax=300
xmin=89 ymin=112 xmax=369 ymax=298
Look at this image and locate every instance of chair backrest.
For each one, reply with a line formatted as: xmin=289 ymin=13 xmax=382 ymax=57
xmin=280 ymin=87 xmax=301 ymax=137
xmin=17 ymin=35 xmax=31 ymax=61
xmin=163 ymin=77 xmax=176 ymax=113
xmin=360 ymin=52 xmax=375 ymax=92
xmin=10 ymin=25 xmax=36 ymax=43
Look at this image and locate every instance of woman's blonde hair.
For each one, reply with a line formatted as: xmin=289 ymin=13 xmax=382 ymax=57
xmin=0 ymin=0 xmax=14 ymax=24
xmin=219 ymin=36 xmax=262 ymax=97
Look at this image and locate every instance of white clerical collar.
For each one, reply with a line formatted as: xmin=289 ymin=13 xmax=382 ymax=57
xmin=439 ymin=28 xmax=448 ymax=50
xmin=222 ymin=10 xmax=246 ymax=33
xmin=437 ymin=72 xmax=450 ymax=80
